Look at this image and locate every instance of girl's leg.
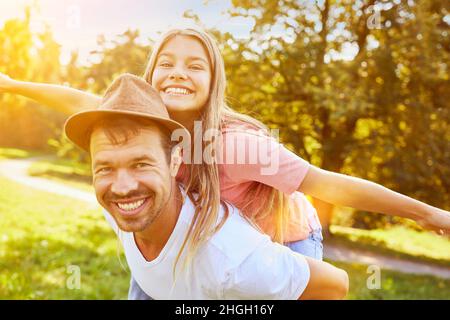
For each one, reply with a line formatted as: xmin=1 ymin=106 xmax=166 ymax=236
xmin=284 ymin=228 xmax=324 ymax=260
xmin=128 ymin=276 xmax=153 ymax=300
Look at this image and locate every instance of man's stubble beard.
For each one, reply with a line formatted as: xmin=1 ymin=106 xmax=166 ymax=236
xmin=114 ymin=196 xmax=166 ymax=233
xmin=115 ymin=182 xmax=176 ymax=233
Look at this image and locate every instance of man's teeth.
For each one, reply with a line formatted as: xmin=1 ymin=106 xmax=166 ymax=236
xmin=164 ymin=87 xmax=191 ymax=95
xmin=117 ymin=199 xmax=145 ymax=211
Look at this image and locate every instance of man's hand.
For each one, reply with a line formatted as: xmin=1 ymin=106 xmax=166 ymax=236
xmin=416 ymin=207 xmax=450 ymax=236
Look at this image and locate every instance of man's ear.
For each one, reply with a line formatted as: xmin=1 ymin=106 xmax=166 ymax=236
xmin=169 ymin=145 xmax=182 ymax=177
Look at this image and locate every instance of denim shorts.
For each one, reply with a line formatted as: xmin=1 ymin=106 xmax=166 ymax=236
xmin=127 ymin=228 xmax=324 ymax=300
xmin=284 ymin=227 xmax=324 ymax=261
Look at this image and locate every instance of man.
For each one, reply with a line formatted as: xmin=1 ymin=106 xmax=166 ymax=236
xmin=64 ymin=73 xmax=348 ymax=299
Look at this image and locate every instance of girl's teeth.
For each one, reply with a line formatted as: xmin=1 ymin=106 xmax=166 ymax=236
xmin=117 ymin=199 xmax=145 ymax=211
xmin=165 ymin=87 xmax=191 ymax=95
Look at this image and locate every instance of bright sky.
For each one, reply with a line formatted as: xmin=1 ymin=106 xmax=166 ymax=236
xmin=0 ymin=0 xmax=360 ymax=66
xmin=0 ymin=0 xmax=255 ymax=65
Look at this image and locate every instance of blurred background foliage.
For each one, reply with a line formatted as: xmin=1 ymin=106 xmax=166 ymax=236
xmin=0 ymin=0 xmax=449 ymax=231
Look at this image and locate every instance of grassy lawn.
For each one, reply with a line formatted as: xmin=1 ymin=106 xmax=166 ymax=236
xmin=0 ymin=176 xmax=129 ymax=299
xmin=0 ymin=147 xmax=34 ymax=160
xmin=28 ymin=171 xmax=94 ymax=193
xmin=0 ymin=176 xmax=449 ymax=299
xmin=27 ymin=158 xmax=91 ymax=184
xmin=328 ymin=225 xmax=450 ymax=267
xmin=331 ymin=261 xmax=449 ymax=300
xmin=27 ymin=158 xmax=93 ymax=192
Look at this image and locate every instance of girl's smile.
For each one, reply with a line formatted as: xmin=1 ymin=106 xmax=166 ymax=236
xmin=161 ymin=84 xmax=195 ymax=98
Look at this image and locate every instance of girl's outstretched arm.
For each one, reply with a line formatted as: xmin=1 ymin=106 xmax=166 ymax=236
xmin=0 ymin=72 xmax=101 ymax=115
xmin=298 ymin=166 xmax=450 ymax=235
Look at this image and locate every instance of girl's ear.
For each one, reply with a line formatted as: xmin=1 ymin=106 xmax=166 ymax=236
xmin=170 ymin=145 xmax=183 ymax=177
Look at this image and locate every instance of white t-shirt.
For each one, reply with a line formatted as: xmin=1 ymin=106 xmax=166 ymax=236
xmin=103 ymin=188 xmax=310 ymax=300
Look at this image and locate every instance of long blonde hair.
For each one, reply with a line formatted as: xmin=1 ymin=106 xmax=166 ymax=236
xmin=143 ymin=27 xmax=290 ymax=276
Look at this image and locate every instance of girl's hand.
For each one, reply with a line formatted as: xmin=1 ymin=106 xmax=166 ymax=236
xmin=416 ymin=207 xmax=450 ymax=236
xmin=0 ymin=72 xmax=17 ymax=93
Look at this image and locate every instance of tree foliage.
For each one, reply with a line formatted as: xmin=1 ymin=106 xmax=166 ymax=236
xmin=222 ymin=0 xmax=449 ymax=226
xmin=0 ymin=8 xmax=64 ymax=149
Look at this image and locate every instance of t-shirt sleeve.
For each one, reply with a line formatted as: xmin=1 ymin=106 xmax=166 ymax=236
xmin=221 ymin=241 xmax=310 ymax=300
xmin=221 ymin=130 xmax=311 ymax=194
xmin=102 ymin=208 xmax=120 ymax=236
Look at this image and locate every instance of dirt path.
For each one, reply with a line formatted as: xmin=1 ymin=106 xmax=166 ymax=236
xmin=1 ymin=157 xmax=449 ymax=279
xmin=0 ymin=157 xmax=97 ymax=204
xmin=324 ymin=241 xmax=450 ymax=279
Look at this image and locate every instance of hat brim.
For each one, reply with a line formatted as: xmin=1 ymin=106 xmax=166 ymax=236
xmin=64 ymin=109 xmax=190 ymax=152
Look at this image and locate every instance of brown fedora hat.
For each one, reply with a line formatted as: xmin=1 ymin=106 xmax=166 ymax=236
xmin=64 ymin=73 xmax=190 ymax=151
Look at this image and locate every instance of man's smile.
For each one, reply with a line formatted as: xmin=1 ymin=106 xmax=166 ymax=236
xmin=112 ymin=196 xmax=152 ymax=217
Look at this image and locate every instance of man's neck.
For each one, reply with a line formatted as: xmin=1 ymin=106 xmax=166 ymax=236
xmin=134 ymin=183 xmax=183 ymax=262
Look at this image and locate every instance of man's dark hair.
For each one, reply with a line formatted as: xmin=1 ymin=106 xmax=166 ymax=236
xmin=88 ymin=115 xmax=176 ymax=162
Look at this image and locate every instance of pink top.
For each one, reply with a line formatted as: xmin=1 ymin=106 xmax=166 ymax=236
xmin=177 ymin=122 xmax=321 ymax=242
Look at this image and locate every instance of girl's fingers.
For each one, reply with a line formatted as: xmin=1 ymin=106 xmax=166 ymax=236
xmin=416 ymin=220 xmax=448 ymax=235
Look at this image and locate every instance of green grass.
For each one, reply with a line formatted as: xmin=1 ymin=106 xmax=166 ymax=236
xmin=331 ymin=261 xmax=450 ymax=300
xmin=28 ymin=158 xmax=92 ymax=183
xmin=0 ymin=147 xmax=33 ymax=160
xmin=1 ymin=176 xmax=449 ymax=299
xmin=0 ymin=176 xmax=129 ymax=299
xmin=329 ymin=225 xmax=450 ymax=267
xmin=30 ymin=173 xmax=94 ymax=193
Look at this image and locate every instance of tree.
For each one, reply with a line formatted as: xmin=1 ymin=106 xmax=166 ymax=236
xmin=222 ymin=0 xmax=449 ymax=231
xmin=0 ymin=7 xmax=64 ymax=150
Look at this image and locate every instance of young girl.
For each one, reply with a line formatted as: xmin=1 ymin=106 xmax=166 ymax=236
xmin=1 ymin=27 xmax=449 ymax=300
